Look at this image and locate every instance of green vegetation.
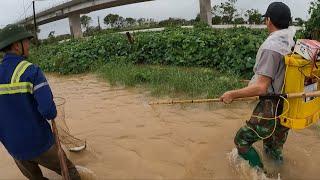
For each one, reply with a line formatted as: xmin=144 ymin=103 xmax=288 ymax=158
xmin=30 ymin=27 xmax=267 ymax=78
xmin=28 ymin=27 xmax=265 ymax=98
xmin=212 ymin=0 xmax=238 ymax=24
xmin=245 ymin=9 xmax=263 ymax=25
xmin=80 ymin=15 xmax=92 ymax=32
xmin=211 ymin=0 xmax=263 ymax=25
xmin=305 ymin=0 xmax=320 ymax=40
xmin=97 ymin=58 xmax=244 ymax=98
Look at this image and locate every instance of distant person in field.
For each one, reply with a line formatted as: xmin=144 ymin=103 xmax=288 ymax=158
xmin=0 ymin=24 xmax=80 ymax=180
xmin=220 ymin=2 xmax=295 ymax=170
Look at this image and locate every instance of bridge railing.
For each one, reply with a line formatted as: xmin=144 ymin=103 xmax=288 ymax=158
xmin=36 ymin=0 xmax=72 ymax=14
xmin=15 ymin=0 xmax=72 ymax=23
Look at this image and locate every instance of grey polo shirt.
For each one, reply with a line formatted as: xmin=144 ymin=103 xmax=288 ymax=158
xmin=249 ymin=49 xmax=285 ymax=94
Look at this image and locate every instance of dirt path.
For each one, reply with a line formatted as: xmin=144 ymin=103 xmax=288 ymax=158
xmin=1 ymin=74 xmax=320 ymax=179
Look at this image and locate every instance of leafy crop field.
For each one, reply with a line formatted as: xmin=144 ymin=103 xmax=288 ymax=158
xmin=30 ymin=27 xmax=267 ymax=78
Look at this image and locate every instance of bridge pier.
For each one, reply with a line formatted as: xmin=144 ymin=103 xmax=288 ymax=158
xmin=68 ymin=14 xmax=83 ymax=38
xmin=199 ymin=0 xmax=212 ymax=26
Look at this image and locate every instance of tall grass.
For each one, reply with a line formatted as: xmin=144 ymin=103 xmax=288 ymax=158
xmin=97 ymin=57 xmax=244 ymax=98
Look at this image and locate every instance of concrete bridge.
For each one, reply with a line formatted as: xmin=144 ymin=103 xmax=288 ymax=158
xmin=19 ymin=0 xmax=212 ymax=38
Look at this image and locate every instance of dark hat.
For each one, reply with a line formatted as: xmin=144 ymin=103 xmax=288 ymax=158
xmin=262 ymin=2 xmax=292 ymax=29
xmin=0 ymin=24 xmax=34 ymax=51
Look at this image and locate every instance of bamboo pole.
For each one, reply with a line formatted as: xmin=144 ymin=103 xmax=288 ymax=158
xmin=52 ymin=119 xmax=71 ymax=180
xmin=149 ymin=96 xmax=259 ymax=105
xmin=287 ymin=91 xmax=320 ymax=99
xmin=149 ymin=90 xmax=320 ymax=105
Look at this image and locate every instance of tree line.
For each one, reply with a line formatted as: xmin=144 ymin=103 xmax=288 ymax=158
xmin=79 ymin=14 xmax=194 ymax=33
xmin=210 ymin=0 xmax=304 ymax=25
xmin=78 ymin=0 xmax=305 ymax=35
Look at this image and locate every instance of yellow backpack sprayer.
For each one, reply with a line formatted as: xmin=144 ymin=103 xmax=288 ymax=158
xmin=280 ymin=53 xmax=320 ymax=129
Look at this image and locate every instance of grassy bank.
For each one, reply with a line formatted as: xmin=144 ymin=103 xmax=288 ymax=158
xmin=97 ymin=59 xmax=244 ymax=98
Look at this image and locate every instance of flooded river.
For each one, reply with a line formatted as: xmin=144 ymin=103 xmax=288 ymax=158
xmin=1 ymin=74 xmax=320 ymax=179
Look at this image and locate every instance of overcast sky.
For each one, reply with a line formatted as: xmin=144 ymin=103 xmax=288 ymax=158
xmin=0 ymin=0 xmax=314 ymax=39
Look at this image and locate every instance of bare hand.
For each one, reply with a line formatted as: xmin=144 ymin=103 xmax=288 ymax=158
xmin=220 ymin=91 xmax=235 ymax=104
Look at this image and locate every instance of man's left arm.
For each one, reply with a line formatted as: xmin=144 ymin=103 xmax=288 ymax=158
xmin=30 ymin=65 xmax=57 ymax=120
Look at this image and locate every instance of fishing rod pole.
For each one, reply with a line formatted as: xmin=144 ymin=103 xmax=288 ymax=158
xmin=149 ymin=90 xmax=320 ymax=105
xmin=51 ymin=97 xmax=70 ymax=180
xmin=52 ymin=119 xmax=71 ymax=180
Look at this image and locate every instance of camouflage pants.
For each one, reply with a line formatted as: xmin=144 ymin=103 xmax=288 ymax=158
xmin=234 ymin=99 xmax=290 ymax=167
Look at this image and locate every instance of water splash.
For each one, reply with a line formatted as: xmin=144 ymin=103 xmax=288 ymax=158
xmin=76 ymin=165 xmax=97 ymax=180
xmin=227 ymin=148 xmax=281 ymax=180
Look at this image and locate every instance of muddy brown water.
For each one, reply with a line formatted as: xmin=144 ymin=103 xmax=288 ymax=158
xmin=1 ymin=74 xmax=320 ymax=179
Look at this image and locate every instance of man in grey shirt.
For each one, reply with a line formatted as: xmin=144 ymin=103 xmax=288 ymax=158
xmin=220 ymin=2 xmax=295 ymax=170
